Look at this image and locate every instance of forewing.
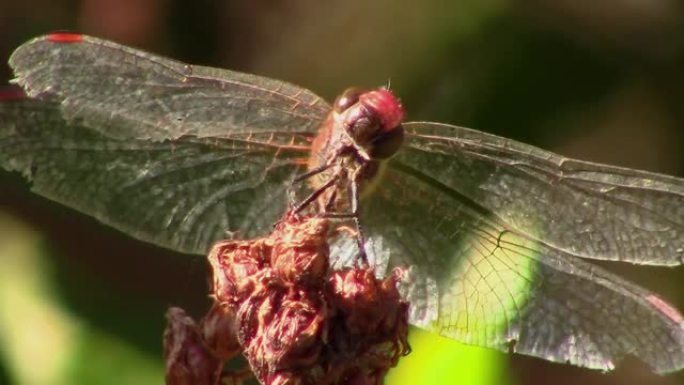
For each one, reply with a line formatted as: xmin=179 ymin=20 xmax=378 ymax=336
xmin=0 ymin=97 xmax=310 ymax=254
xmin=401 ymin=122 xmax=684 ymax=266
xmin=9 ymin=34 xmax=330 ymax=141
xmin=361 ymin=162 xmax=684 ymax=373
xmin=2 ymin=34 xmax=332 ymax=254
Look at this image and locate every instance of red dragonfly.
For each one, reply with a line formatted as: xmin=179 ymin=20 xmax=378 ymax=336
xmin=1 ymin=33 xmax=683 ymax=374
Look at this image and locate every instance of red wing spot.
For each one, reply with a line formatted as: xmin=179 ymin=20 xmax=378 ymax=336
xmin=47 ymin=32 xmax=84 ymax=43
xmin=646 ymin=294 xmax=684 ymax=324
xmin=0 ymin=86 xmax=26 ymax=101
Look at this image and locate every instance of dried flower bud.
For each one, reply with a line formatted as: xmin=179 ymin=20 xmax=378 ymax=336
xmin=167 ymin=213 xmax=409 ymax=385
xmin=241 ymin=288 xmax=328 ymax=383
xmin=325 ymin=267 xmax=410 ymax=384
xmin=164 ymin=307 xmax=222 ymax=385
xmin=201 ymin=303 xmax=241 ymax=361
xmin=270 ymin=214 xmax=330 ymax=283
xmin=330 ymin=268 xmax=384 ymax=333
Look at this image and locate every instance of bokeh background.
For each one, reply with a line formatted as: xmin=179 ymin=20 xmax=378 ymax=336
xmin=1 ymin=1 xmax=683 ymax=385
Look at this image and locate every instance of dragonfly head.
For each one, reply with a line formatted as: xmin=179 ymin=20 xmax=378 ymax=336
xmin=333 ymin=87 xmax=405 ymax=160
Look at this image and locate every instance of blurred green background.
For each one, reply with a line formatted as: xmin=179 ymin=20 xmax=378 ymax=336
xmin=1 ymin=1 xmax=683 ymax=384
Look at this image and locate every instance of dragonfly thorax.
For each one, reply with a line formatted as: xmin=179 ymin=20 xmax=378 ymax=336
xmin=306 ymin=87 xmax=405 ymax=212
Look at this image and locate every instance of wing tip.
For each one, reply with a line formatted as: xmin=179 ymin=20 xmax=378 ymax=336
xmin=9 ymin=32 xmax=87 ymax=71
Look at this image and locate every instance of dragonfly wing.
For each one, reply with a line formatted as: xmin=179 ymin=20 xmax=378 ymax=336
xmin=361 ymin=162 xmax=684 ymax=373
xmin=3 ymin=34 xmax=332 ymax=254
xmin=0 ymin=97 xmax=310 ymax=254
xmin=401 ymin=121 xmax=684 ymax=266
xmin=9 ymin=34 xmax=330 ymax=141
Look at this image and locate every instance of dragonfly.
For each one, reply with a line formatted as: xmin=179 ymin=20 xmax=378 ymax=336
xmin=1 ymin=33 xmax=683 ymax=374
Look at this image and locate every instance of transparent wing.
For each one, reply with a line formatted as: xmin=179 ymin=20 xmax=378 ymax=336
xmin=9 ymin=34 xmax=330 ymax=141
xmin=2 ymin=34 xmax=333 ymax=254
xmin=0 ymin=96 xmax=311 ymax=254
xmin=400 ymin=121 xmax=684 ymax=266
xmin=360 ymin=161 xmax=684 ymax=373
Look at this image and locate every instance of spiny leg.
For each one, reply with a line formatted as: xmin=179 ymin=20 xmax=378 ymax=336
xmin=348 ymin=175 xmax=368 ymax=267
xmin=319 ymin=173 xmax=368 ymax=267
xmin=294 ymin=162 xmax=333 ymax=183
xmin=293 ymin=173 xmax=339 ymax=214
xmin=289 ymin=161 xmax=334 ymax=210
xmin=291 ymin=161 xmax=369 ymax=267
xmin=324 ymin=188 xmax=338 ymax=212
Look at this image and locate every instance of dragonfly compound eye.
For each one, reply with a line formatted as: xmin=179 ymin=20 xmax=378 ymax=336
xmin=341 ymin=88 xmax=405 ymax=159
xmin=368 ymin=124 xmax=404 ymax=159
xmin=358 ymin=88 xmax=404 ymax=131
xmin=333 ymin=87 xmax=366 ymax=113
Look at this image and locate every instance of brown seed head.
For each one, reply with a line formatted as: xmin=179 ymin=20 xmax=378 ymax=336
xmin=166 ymin=213 xmax=409 ymax=385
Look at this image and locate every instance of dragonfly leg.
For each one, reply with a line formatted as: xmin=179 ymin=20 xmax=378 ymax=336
xmin=293 ymin=162 xmax=333 ymax=183
xmin=290 ymin=155 xmax=338 ymax=210
xmin=322 ymin=170 xmax=369 ymax=267
xmin=348 ymin=177 xmax=369 ymax=268
xmin=293 ymin=173 xmax=339 ymax=214
xmin=324 ymin=188 xmax=338 ymax=212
